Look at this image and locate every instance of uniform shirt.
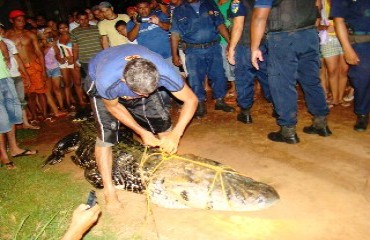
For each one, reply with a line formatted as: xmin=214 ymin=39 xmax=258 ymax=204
xmin=229 ymin=0 xmax=255 ymax=45
xmin=126 ymin=11 xmax=171 ymax=59
xmin=98 ymin=14 xmax=131 ymax=46
xmin=330 ymin=0 xmax=370 ymax=33
xmin=89 ymin=44 xmax=184 ymax=100
xmin=171 ymin=0 xmax=225 ymax=44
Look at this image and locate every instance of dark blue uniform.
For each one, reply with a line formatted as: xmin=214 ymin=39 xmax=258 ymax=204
xmin=331 ymin=0 xmax=370 ymax=130
xmin=229 ymin=0 xmax=271 ymax=112
xmin=171 ymin=0 xmax=227 ymax=102
xmin=254 ymin=0 xmax=329 ymax=127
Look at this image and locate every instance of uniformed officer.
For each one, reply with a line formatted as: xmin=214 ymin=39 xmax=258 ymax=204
xmin=227 ymin=0 xmax=272 ymax=124
xmin=250 ymin=0 xmax=331 ymax=144
xmin=331 ymin=0 xmax=370 ymax=131
xmin=170 ymin=0 xmax=235 ymax=118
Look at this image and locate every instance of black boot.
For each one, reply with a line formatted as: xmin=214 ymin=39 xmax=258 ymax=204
xmin=268 ymin=126 xmax=300 ymax=144
xmin=237 ymin=108 xmax=252 ymax=124
xmin=194 ymin=101 xmax=207 ymax=119
xmin=354 ymin=114 xmax=369 ymax=132
xmin=215 ymin=98 xmax=235 ymax=112
xmin=303 ymin=116 xmax=332 ymax=137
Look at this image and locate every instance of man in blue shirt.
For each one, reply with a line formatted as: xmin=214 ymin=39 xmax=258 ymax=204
xmin=87 ymin=44 xmax=198 ymax=207
xmin=331 ymin=0 xmax=370 ymax=131
xmin=228 ymin=0 xmax=272 ymax=124
xmin=250 ymin=0 xmax=331 ymax=144
xmin=126 ymin=0 xmax=171 ymax=60
xmin=171 ymin=0 xmax=235 ymax=118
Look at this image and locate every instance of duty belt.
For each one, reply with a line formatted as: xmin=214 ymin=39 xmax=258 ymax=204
xmin=184 ymin=40 xmax=219 ymax=49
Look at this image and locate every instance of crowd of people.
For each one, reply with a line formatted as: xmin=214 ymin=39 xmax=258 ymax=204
xmin=0 ymin=0 xmax=369 ymax=237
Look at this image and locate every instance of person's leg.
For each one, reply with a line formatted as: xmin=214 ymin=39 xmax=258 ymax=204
xmin=71 ymin=67 xmax=87 ymax=107
xmin=338 ymin=54 xmax=349 ymax=104
xmin=348 ymin=43 xmax=370 ymax=131
xmin=207 ymin=45 xmax=235 ymax=112
xmin=90 ymin=96 xmax=121 ymax=206
xmin=51 ymin=68 xmax=65 ymax=110
xmin=61 ymin=68 xmax=73 ymax=108
xmin=234 ymin=45 xmax=255 ymax=123
xmin=44 ymin=76 xmax=63 ymax=117
xmin=324 ymin=55 xmax=340 ymax=105
xmin=27 ymin=92 xmax=39 ymax=121
xmin=7 ymin=125 xmax=37 ymax=156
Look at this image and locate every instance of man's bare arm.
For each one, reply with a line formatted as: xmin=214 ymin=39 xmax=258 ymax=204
xmin=334 ymin=17 xmax=359 ymax=65
xmin=227 ymin=16 xmax=244 ymax=65
xmin=217 ymin=24 xmax=230 ymax=43
xmin=170 ymin=33 xmax=181 ymax=66
xmin=101 ymin=35 xmax=110 ymax=49
xmin=250 ymin=7 xmax=270 ymax=69
xmin=159 ymin=84 xmax=197 ymax=154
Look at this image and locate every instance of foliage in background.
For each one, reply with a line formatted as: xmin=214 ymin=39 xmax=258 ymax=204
xmin=0 ymin=129 xmax=117 ymax=239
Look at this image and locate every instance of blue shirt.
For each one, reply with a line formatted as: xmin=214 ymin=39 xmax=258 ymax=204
xmin=89 ymin=45 xmax=184 ymax=100
xmin=330 ymin=0 xmax=370 ymax=33
xmin=126 ymin=11 xmax=171 ymax=59
xmin=171 ymin=0 xmax=225 ymax=44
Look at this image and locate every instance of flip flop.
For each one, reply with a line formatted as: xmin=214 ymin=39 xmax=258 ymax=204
xmin=1 ymin=161 xmax=16 ymax=170
xmin=11 ymin=149 xmax=38 ymax=158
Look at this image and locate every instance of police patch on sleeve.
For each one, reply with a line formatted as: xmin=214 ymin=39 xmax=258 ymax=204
xmin=231 ymin=0 xmax=240 ymax=14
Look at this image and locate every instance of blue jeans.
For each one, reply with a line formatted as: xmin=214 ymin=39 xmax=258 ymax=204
xmin=185 ymin=45 xmax=227 ymax=102
xmin=267 ymin=28 xmax=329 ymax=126
xmin=349 ymin=42 xmax=370 ymax=115
xmin=234 ymin=43 xmax=271 ymax=109
xmin=0 ymin=78 xmax=22 ymax=133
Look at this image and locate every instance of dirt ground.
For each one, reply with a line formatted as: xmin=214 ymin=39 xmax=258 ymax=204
xmin=33 ymin=90 xmax=370 ymax=240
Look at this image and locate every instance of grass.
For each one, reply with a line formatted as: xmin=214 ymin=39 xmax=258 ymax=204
xmin=0 ymin=129 xmax=118 ymax=240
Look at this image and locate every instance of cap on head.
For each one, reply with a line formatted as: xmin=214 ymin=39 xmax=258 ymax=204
xmin=98 ymin=1 xmax=113 ymax=9
xmin=9 ymin=10 xmax=25 ymax=19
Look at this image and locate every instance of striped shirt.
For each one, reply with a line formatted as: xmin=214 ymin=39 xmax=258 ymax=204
xmin=71 ymin=25 xmax=102 ymax=63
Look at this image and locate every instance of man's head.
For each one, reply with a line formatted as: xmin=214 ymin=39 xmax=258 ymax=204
xmin=98 ymin=1 xmax=115 ymax=20
xmin=77 ymin=11 xmax=90 ymax=28
xmin=9 ymin=10 xmax=26 ymax=29
xmin=123 ymin=58 xmax=159 ymax=96
xmin=36 ymin=14 xmax=47 ymax=28
xmin=136 ymin=0 xmax=151 ymax=18
xmin=92 ymin=5 xmax=105 ymax=21
xmin=126 ymin=6 xmax=137 ymax=18
xmin=115 ymin=20 xmax=127 ymax=37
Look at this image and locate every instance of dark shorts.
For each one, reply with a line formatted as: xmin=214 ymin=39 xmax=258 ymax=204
xmin=90 ymin=91 xmax=172 ymax=145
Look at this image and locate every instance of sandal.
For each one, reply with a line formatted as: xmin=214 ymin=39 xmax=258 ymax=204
xmin=44 ymin=117 xmax=56 ymax=123
xmin=1 ymin=161 xmax=16 ymax=170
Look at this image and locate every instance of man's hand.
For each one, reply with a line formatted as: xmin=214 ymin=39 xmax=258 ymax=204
xmin=159 ymin=131 xmax=181 ymax=154
xmin=149 ymin=15 xmax=159 ymax=25
xmin=172 ymin=54 xmax=182 ymax=67
xmin=140 ymin=130 xmax=161 ymax=147
xmin=343 ymin=47 xmax=360 ymax=65
xmin=227 ymin=47 xmax=236 ymax=65
xmin=251 ymin=48 xmax=264 ymax=70
xmin=61 ymin=204 xmax=101 ymax=240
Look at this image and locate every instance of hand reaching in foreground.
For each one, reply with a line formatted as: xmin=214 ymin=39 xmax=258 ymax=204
xmin=61 ymin=204 xmax=101 ymax=240
xmin=159 ymin=131 xmax=181 ymax=154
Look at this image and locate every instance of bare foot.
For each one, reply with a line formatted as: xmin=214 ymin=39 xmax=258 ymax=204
xmin=23 ymin=124 xmax=41 ymax=130
xmin=104 ymin=191 xmax=123 ymax=211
